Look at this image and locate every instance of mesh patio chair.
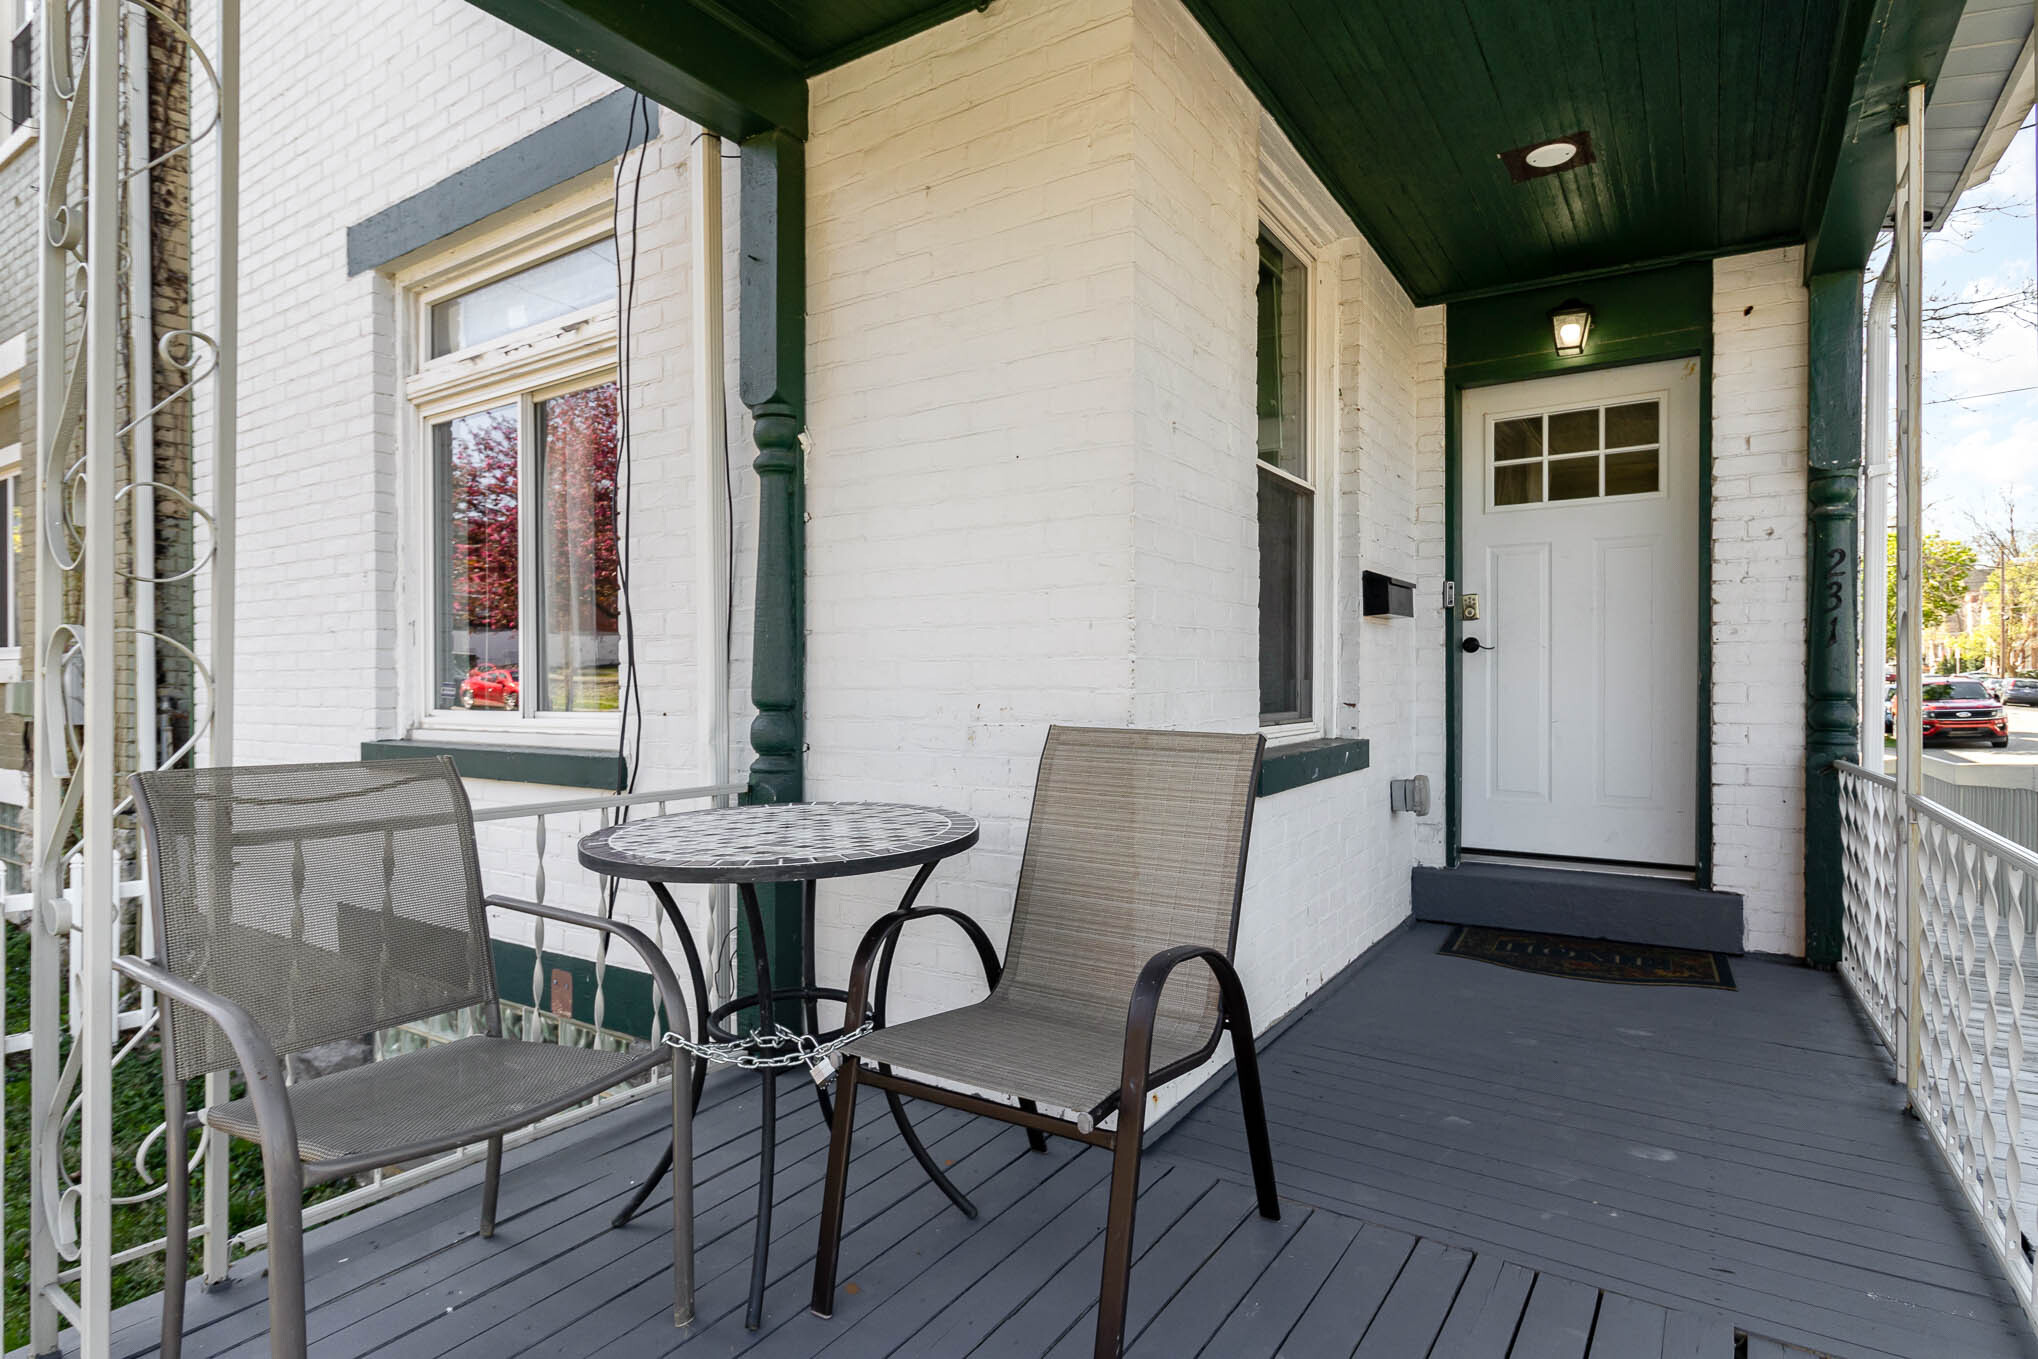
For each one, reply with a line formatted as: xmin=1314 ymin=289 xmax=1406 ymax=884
xmin=810 ymin=726 xmax=1278 ymax=1359
xmin=112 ymin=758 xmax=693 ymax=1359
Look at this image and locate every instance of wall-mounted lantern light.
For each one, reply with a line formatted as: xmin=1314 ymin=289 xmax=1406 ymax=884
xmin=1549 ymin=299 xmax=1593 ymax=357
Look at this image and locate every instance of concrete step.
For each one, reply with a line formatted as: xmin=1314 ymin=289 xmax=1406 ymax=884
xmin=1412 ymin=862 xmax=1745 ymax=954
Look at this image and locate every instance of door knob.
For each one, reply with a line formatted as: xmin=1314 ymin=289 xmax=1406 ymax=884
xmin=1461 ymin=637 xmax=1493 ymax=654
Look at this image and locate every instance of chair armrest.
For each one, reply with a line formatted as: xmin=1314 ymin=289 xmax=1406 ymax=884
xmin=484 ymin=895 xmax=693 ymax=1042
xmin=843 ymin=905 xmax=1004 ymax=1030
xmin=1118 ymin=944 xmax=1251 ymax=1095
xmin=111 ymin=954 xmax=301 ymax=1161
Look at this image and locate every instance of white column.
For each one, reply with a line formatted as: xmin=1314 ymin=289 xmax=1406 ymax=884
xmin=201 ymin=0 xmax=240 ymax=1286
xmin=1895 ymin=83 xmax=1926 ymax=1095
xmin=1863 ymin=268 xmax=1894 ymax=769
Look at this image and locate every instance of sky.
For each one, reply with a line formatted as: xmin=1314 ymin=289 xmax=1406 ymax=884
xmin=1910 ymin=119 xmax=2038 ymax=539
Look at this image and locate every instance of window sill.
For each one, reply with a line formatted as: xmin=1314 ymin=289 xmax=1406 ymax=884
xmin=0 ymin=123 xmax=35 ymax=174
xmin=362 ymin=738 xmax=625 ymax=790
xmin=1257 ymin=737 xmax=1370 ymax=798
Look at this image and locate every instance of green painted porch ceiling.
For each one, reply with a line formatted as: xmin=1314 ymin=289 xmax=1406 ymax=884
xmin=1186 ymin=0 xmax=1873 ymax=304
xmin=731 ymin=0 xmax=1883 ymax=305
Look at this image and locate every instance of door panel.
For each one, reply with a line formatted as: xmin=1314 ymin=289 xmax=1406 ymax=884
xmin=1460 ymin=359 xmax=1699 ymax=868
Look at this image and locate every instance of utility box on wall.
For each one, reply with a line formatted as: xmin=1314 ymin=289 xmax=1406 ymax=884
xmin=1362 ymin=571 xmax=1415 ymax=619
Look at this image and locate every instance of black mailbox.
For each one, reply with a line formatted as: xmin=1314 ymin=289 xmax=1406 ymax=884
xmin=1361 ymin=570 xmax=1415 ymax=619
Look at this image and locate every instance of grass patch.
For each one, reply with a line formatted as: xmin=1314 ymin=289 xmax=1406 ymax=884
xmin=4 ymin=923 xmax=347 ymax=1352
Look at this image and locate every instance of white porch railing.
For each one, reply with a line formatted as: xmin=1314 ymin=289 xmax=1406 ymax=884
xmin=3 ymin=779 xmax=740 ymax=1326
xmin=1836 ymin=760 xmax=2038 ymax=1323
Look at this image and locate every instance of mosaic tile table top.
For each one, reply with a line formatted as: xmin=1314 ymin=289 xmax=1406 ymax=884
xmin=577 ymin=801 xmax=980 ymax=883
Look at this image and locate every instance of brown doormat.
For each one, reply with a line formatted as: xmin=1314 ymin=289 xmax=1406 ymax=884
xmin=1439 ymin=925 xmax=1736 ymax=990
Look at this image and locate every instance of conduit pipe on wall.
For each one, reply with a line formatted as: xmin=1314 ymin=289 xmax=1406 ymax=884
xmin=692 ymin=129 xmax=734 ymax=1007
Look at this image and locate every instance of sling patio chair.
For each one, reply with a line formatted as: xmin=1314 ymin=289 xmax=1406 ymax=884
xmin=810 ymin=726 xmax=1279 ymax=1359
xmin=113 ymin=758 xmax=694 ymax=1359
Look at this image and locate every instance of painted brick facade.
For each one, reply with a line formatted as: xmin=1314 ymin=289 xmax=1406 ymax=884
xmin=1711 ymin=246 xmax=1810 ymax=955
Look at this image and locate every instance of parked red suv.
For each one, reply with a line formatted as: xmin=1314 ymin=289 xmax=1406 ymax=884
xmin=458 ymin=665 xmax=520 ymax=710
xmin=1888 ymin=679 xmax=2009 ymax=748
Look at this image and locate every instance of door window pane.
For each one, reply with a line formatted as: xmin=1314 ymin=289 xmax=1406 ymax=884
xmin=1549 ymin=456 xmax=1599 ymax=501
xmin=538 ymin=382 xmax=621 ymax=712
xmin=1605 ymin=448 xmax=1660 ymax=496
xmin=1494 ymin=462 xmax=1541 ymax=506
xmin=1258 ymin=472 xmax=1312 ymax=723
xmin=1605 ymin=401 xmax=1659 ymax=448
xmin=1493 ymin=416 xmax=1542 ymax=463
xmin=436 ymin=405 xmax=520 ymax=710
xmin=1547 ymin=408 xmax=1599 ymax=455
xmin=1256 ymin=234 xmax=1308 ymax=479
xmin=430 ymin=240 xmax=617 ymax=358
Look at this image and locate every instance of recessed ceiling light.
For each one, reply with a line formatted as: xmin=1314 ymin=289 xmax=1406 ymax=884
xmin=1499 ymin=131 xmax=1596 ymax=183
xmin=1524 ymin=140 xmax=1579 ymax=170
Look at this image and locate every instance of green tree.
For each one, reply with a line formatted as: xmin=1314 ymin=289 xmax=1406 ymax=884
xmin=1982 ymin=556 xmax=2038 ymax=675
xmin=1888 ymin=531 xmax=1978 ymax=648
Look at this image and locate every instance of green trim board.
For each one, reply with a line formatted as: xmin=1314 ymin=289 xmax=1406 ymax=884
xmin=360 ymin=739 xmax=625 ymax=791
xmin=491 ymin=936 xmax=657 ymax=1037
xmin=1258 ymin=738 xmax=1370 ymax=798
xmin=1443 ymin=261 xmax=1714 ymax=885
xmin=345 ymin=90 xmax=656 ymax=276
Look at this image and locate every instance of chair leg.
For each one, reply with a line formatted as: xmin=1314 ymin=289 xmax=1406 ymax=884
xmin=1229 ymin=1020 xmax=1280 ymax=1220
xmin=1094 ymin=1099 xmax=1149 ymax=1359
xmin=886 ymin=1083 xmax=977 ymax=1219
xmin=159 ymin=1088 xmax=189 ymax=1359
xmin=260 ymin=1150 xmax=310 ymax=1359
xmin=808 ymin=1058 xmax=862 ymax=1317
xmin=1018 ymin=1099 xmax=1049 ymax=1153
xmin=479 ymin=1135 xmax=503 ymax=1238
xmin=671 ymin=1050 xmax=695 ymax=1326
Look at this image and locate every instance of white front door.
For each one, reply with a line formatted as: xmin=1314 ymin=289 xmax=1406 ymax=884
xmin=1460 ymin=359 xmax=1700 ymax=868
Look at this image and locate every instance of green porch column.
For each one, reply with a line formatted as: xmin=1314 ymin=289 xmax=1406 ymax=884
xmin=738 ymin=128 xmax=806 ymax=1025
xmin=1804 ymin=269 xmax=1863 ymax=967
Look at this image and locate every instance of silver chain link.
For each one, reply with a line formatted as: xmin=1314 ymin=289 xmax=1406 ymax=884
xmin=661 ymin=1019 xmax=874 ymax=1072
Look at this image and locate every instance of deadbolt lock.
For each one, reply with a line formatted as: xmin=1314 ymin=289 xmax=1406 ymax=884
xmin=1461 ymin=593 xmax=1479 ymax=621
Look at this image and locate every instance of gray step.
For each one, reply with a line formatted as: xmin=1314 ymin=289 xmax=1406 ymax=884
xmin=1412 ymin=862 xmax=1745 ymax=953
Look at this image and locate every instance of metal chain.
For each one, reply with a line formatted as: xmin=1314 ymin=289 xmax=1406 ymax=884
xmin=662 ymin=1019 xmax=873 ymax=1071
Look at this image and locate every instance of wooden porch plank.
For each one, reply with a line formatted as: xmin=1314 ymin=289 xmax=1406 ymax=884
xmin=204 ymin=1086 xmax=863 ymax=1359
xmin=1034 ymin=1178 xmax=1263 ymax=1359
xmin=575 ymin=1116 xmax=1042 ymax=1357
xmin=745 ymin=1143 xmax=1109 ymax=1359
xmin=1426 ymin=1255 xmax=1536 ymax=1359
xmin=408 ymin=1099 xmax=988 ymax=1359
xmin=1586 ymin=1291 xmax=1669 ymax=1358
xmin=1118 ymin=1203 xmax=1307 ymax=1357
xmin=1349 ymin=1237 xmax=1473 ymax=1358
xmin=1507 ymin=1273 xmax=1599 ymax=1359
xmin=1190 ymin=1208 xmax=1363 ymax=1359
xmin=1659 ymin=1308 xmax=1738 ymax=1359
xmin=1272 ymin=1220 xmax=1419 ymax=1358
xmin=893 ymin=1163 xmax=1210 ymax=1359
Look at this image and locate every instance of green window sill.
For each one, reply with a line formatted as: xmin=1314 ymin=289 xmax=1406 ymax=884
xmin=361 ymin=739 xmax=625 ymax=791
xmin=1258 ymin=737 xmax=1370 ymax=797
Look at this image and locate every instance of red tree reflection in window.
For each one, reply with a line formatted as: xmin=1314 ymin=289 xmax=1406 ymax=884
xmin=445 ymin=405 xmax=520 ymax=682
xmin=541 ymin=381 xmax=620 ymax=710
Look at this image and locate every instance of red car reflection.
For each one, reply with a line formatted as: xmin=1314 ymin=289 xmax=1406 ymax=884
xmin=459 ymin=665 xmax=519 ymax=710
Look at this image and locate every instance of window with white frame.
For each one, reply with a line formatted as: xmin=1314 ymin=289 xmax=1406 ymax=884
xmin=1255 ymin=226 xmax=1317 ymax=728
xmin=4 ymin=0 xmax=32 ymax=133
xmin=403 ymin=209 xmax=621 ymax=734
xmin=0 ymin=375 xmax=20 ymax=671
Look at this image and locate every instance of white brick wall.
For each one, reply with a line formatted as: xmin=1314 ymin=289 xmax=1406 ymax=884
xmin=183 ymin=0 xmax=755 ymax=956
xmin=806 ymin=0 xmax=1448 ymax=1120
xmin=1711 ymin=247 xmax=1809 ymax=955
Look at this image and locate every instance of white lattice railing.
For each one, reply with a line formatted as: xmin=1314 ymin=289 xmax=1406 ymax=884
xmin=1836 ymin=760 xmax=2038 ymax=1323
xmin=1837 ymin=762 xmax=1904 ymax=1059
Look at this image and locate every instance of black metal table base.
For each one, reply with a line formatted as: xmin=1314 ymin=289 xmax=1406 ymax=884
xmin=611 ymin=874 xmax=968 ymax=1331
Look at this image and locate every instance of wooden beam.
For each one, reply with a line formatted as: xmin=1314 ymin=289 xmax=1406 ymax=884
xmin=462 ymin=0 xmax=807 ymax=139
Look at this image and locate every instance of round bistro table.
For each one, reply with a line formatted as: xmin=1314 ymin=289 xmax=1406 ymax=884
xmin=577 ymin=801 xmax=979 ymax=1331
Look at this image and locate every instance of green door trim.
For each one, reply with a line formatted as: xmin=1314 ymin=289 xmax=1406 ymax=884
xmin=1443 ymin=262 xmax=1714 ymax=886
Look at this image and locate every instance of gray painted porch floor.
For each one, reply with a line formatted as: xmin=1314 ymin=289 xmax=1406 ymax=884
xmin=71 ymin=923 xmax=2038 ymax=1359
